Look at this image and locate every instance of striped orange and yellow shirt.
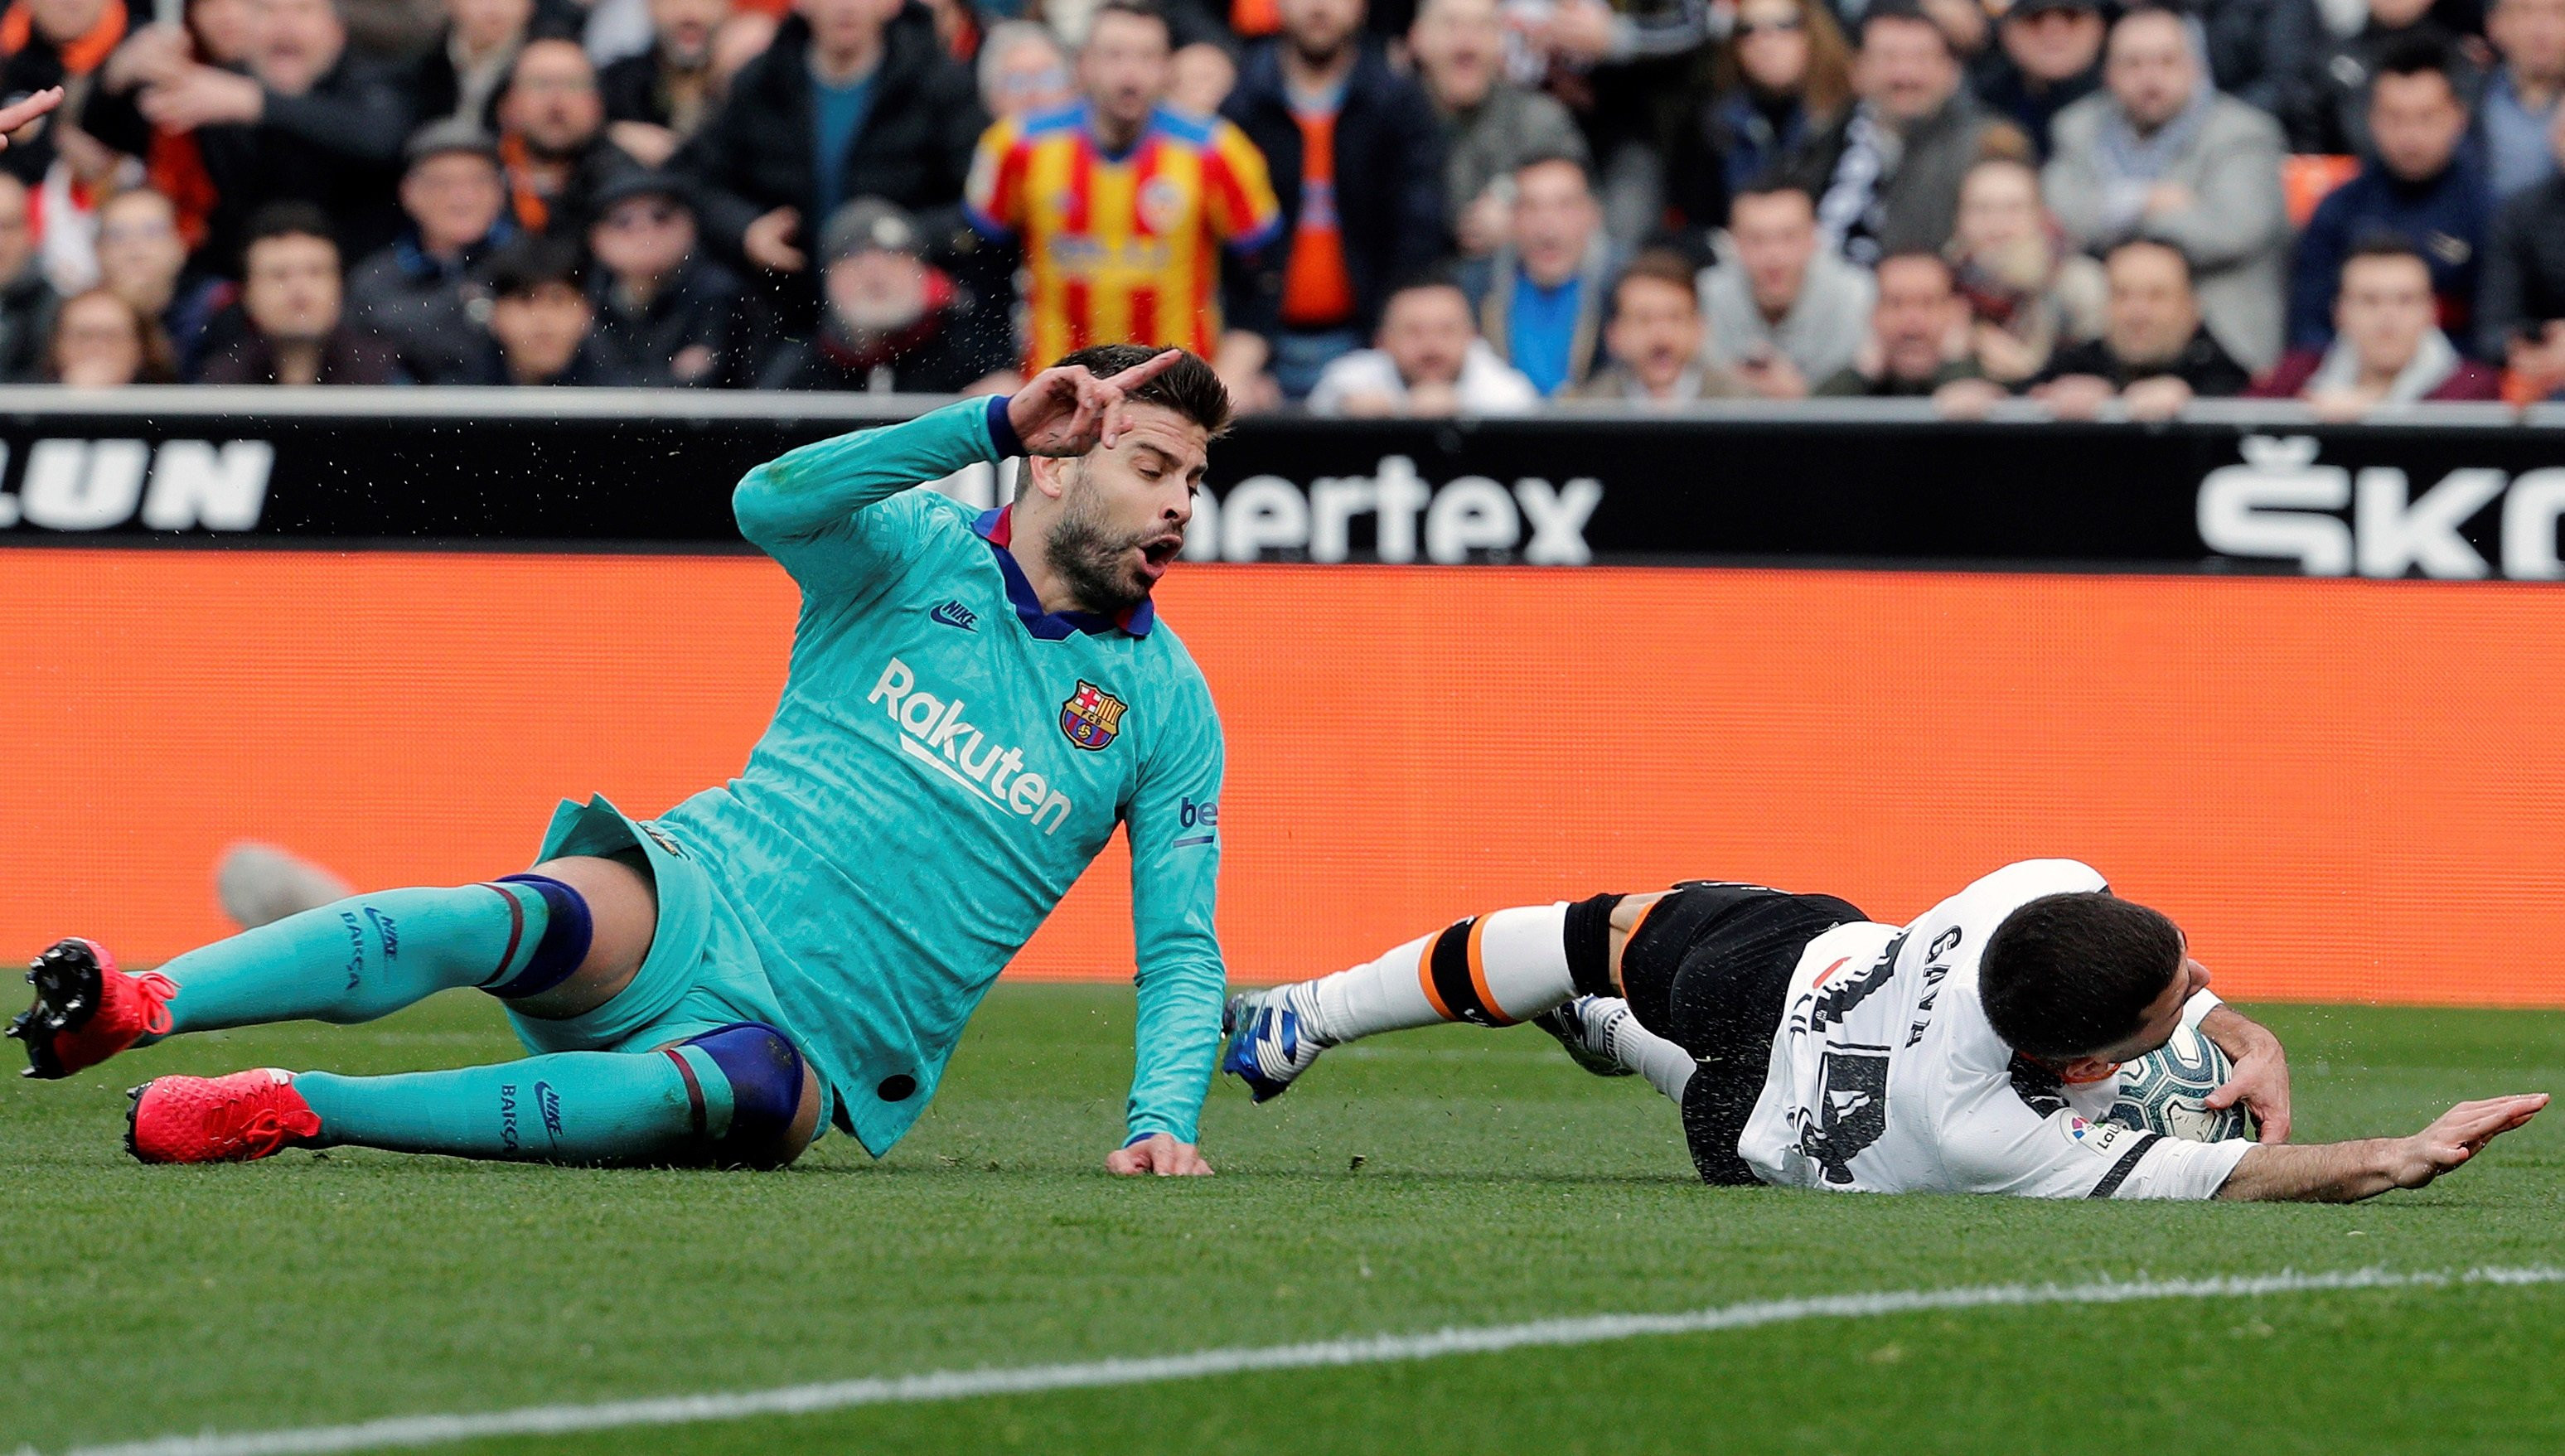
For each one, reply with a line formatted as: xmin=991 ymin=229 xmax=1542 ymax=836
xmin=966 ymin=104 xmax=1283 ymax=373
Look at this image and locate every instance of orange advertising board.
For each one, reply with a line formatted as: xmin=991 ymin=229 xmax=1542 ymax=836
xmin=7 ymin=549 xmax=2563 ymax=1006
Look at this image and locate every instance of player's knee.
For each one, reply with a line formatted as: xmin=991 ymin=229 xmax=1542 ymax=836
xmin=675 ymin=1022 xmax=817 ymax=1170
xmin=481 ymin=873 xmax=594 ymax=1001
xmin=1563 ymin=892 xmax=1625 ymax=998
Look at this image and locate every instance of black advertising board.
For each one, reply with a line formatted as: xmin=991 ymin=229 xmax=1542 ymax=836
xmin=0 ymin=388 xmax=2561 ymax=578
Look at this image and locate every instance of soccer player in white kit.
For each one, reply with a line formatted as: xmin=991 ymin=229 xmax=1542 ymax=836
xmin=1224 ymin=861 xmax=2548 ymax=1202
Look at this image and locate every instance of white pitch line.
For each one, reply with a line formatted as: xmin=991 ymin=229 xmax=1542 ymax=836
xmin=50 ymin=1265 xmax=2564 ymax=1456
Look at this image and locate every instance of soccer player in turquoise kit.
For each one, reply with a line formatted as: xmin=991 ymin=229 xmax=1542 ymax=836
xmin=12 ymin=345 xmax=1232 ymax=1177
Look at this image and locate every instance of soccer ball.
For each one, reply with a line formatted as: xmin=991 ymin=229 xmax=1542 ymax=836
xmin=2103 ymin=1023 xmax=2254 ymax=1142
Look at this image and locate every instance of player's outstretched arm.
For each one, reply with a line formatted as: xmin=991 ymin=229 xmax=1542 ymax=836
xmin=2200 ymin=1003 xmax=2292 ymax=1143
xmin=2215 ymin=1094 xmax=2548 ymax=1202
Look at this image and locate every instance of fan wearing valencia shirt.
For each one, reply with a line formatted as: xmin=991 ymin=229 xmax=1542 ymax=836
xmin=965 ymin=0 xmax=1282 ymax=397
xmin=1224 ymin=860 xmax=2549 ymax=1202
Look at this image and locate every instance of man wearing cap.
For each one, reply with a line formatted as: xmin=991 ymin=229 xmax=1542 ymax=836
xmin=761 ymin=196 xmax=1015 ymax=393
xmin=585 ymin=167 xmax=768 ymax=386
xmin=347 ymin=119 xmax=515 ymax=385
xmin=1976 ymin=0 xmax=2107 ymax=160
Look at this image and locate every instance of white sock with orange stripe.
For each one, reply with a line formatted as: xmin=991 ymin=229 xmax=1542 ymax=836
xmin=1305 ymin=904 xmax=1575 ymax=1044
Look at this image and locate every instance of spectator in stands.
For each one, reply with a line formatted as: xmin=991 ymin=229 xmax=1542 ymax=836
xmin=1506 ymin=0 xmax=1712 ymax=244
xmin=2250 ymin=238 xmax=2502 ymax=411
xmin=471 ymin=232 xmax=625 ymax=384
xmin=1946 ymin=155 xmax=2103 ymax=385
xmin=1169 ymin=39 xmax=1236 ymax=116
xmin=347 ymin=120 xmax=511 ymax=385
xmin=2030 ymin=236 xmax=2253 ymax=418
xmin=0 ymin=172 xmax=57 ymax=380
xmin=1223 ymin=0 xmax=1446 ymax=398
xmin=682 ymin=0 xmax=984 ymax=325
xmin=1409 ymin=0 xmax=1587 ymax=257
xmin=44 ymin=286 xmax=178 ymax=385
xmin=1701 ymin=179 xmax=1873 ymax=398
xmin=2287 ymin=42 xmax=2491 ymax=354
xmin=1676 ymin=0 xmax=1850 ymax=230
xmin=494 ymin=37 xmax=636 ymax=239
xmin=86 ymin=0 xmax=413 ymax=272
xmin=966 ymin=1 xmax=1279 ymax=396
xmin=200 ymin=202 xmax=400 ymax=384
xmin=759 ymin=196 xmax=1014 ymax=391
xmin=1566 ymin=249 xmax=1750 ymax=402
xmin=1465 ymin=152 xmax=1617 ymax=395
xmin=706 ymin=7 xmax=776 ymax=96
xmin=2295 ymin=0 xmax=2480 ymax=157
xmin=1815 ymin=250 xmax=1990 ymax=400
xmin=2045 ymin=2 xmax=2289 ymax=371
xmin=975 ymin=19 xmax=1072 ymax=121
xmin=2483 ymin=0 xmax=2565 ymax=199
xmin=405 ymin=0 xmax=539 ymax=133
xmin=584 ymin=168 xmax=765 ymax=385
xmin=94 ymin=187 xmax=231 ymax=376
xmin=1306 ymin=273 xmax=1537 ymax=415
xmin=1976 ymin=0 xmax=2105 ymax=161
xmin=0 ymin=0 xmax=134 ymax=184
xmin=600 ymin=0 xmax=731 ymax=166
xmin=1781 ymin=0 xmax=2025 ymax=266
xmin=2200 ymin=0 xmax=2322 ymax=127
xmin=2478 ymin=102 xmax=2565 ymax=394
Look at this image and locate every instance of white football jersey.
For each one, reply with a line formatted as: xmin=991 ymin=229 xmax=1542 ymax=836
xmin=1737 ymin=860 xmax=2254 ymax=1199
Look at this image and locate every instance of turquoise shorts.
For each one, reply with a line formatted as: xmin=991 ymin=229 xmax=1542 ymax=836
xmin=504 ymin=794 xmax=835 ymax=1136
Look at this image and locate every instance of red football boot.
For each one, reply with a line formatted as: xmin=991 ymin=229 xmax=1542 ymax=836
xmin=6 ymin=939 xmax=176 ymax=1080
xmin=127 ymin=1069 xmax=322 ymax=1164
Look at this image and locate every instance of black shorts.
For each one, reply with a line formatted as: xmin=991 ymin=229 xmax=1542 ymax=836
xmin=1614 ymin=883 xmax=1867 ymax=1186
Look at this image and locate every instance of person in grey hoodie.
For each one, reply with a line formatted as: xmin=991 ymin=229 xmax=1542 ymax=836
xmin=1700 ymin=180 xmax=1875 ymax=398
xmin=2043 ymin=2 xmax=2289 ymax=370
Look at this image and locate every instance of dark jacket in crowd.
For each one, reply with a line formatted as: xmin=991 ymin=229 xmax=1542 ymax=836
xmin=0 ymin=2 xmax=132 ymax=183
xmin=2032 ymin=325 xmax=2254 ymax=394
xmin=588 ymin=252 xmax=770 ymax=387
xmin=2286 ymin=157 xmax=2494 ymax=352
xmin=2202 ymin=0 xmax=2324 ymax=125
xmin=2477 ymin=176 xmax=2565 ymax=357
xmin=1815 ymin=357 xmax=1984 ymax=397
xmin=1220 ymin=39 xmax=1447 ymax=338
xmin=87 ymin=56 xmax=414 ymax=273
xmin=758 ymin=272 xmax=1013 ymax=392
xmin=2290 ymin=19 xmax=2480 ymax=156
xmin=1781 ymin=90 xmax=2023 ymax=261
xmin=0 ymin=265 xmax=58 ymax=380
xmin=404 ymin=0 xmax=580 ymax=126
xmin=506 ymin=135 xmax=642 ymax=241
xmin=346 ymin=229 xmax=511 ymax=385
xmin=680 ymin=8 xmax=985 ymax=287
xmin=1674 ymin=89 xmax=1831 ymax=229
xmin=1973 ymin=56 xmax=2098 ymax=162
xmin=463 ymin=334 xmax=634 ymax=385
xmin=198 ymin=327 xmax=404 ymax=385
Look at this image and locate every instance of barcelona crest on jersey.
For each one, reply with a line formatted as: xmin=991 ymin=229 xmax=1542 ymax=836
xmin=1060 ymin=681 xmax=1128 ymax=752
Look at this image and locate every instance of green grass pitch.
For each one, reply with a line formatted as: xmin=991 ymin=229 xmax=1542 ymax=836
xmin=7 ymin=986 xmax=2564 ymax=1455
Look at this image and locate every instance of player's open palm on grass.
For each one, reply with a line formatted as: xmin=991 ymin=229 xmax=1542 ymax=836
xmin=1009 ymin=348 xmax=1184 ymax=457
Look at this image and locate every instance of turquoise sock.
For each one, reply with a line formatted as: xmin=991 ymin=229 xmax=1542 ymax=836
xmin=158 ymin=883 xmax=565 ymax=1033
xmin=297 ymin=1048 xmax=736 ymax=1165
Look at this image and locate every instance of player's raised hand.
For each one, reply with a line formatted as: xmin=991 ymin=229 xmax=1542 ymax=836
xmin=0 ymin=87 xmax=65 ymax=147
xmin=1106 ymin=1131 xmax=1213 ymax=1177
xmin=1008 ymin=348 xmax=1183 ymax=457
xmin=2389 ymin=1093 xmax=2548 ymax=1189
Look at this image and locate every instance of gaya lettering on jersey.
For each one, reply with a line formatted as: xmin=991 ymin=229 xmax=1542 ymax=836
xmin=868 ymin=657 xmax=1074 ymax=834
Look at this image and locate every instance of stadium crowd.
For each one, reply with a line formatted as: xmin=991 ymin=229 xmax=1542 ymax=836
xmin=0 ymin=0 xmax=2557 ymax=413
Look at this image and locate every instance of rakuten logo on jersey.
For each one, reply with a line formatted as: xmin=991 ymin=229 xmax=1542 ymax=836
xmin=869 ymin=658 xmax=1072 ymax=834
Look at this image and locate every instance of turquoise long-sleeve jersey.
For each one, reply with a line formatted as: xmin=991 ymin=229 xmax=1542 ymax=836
xmin=657 ymin=397 xmax=1227 ymax=1156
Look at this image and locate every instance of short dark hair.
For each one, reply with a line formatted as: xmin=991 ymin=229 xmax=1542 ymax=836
xmin=243 ymin=201 xmax=336 ymax=254
xmin=1086 ymin=0 xmax=1171 ymax=41
xmin=2374 ymin=35 xmax=2457 ymax=87
xmin=2345 ymin=233 xmax=2431 ymax=273
xmin=1613 ymin=249 xmax=1699 ymax=312
xmin=1730 ymin=177 xmax=1817 ymax=220
xmin=1861 ymin=0 xmax=1954 ymax=53
xmin=479 ymin=235 xmax=586 ymax=299
xmin=1512 ymin=148 xmax=1592 ymax=187
xmin=1051 ymin=344 xmax=1233 ymax=437
xmin=1875 ymin=248 xmax=1956 ymax=289
xmin=1979 ymin=892 xmax=2186 ymax=1061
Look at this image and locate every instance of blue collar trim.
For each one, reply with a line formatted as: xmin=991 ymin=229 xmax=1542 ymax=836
xmin=971 ymin=507 xmax=1156 ymax=639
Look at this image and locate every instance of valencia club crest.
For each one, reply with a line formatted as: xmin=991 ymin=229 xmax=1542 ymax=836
xmin=1060 ymin=681 xmax=1128 ymax=751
